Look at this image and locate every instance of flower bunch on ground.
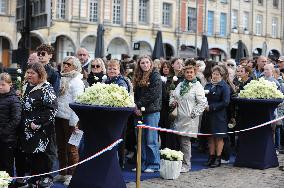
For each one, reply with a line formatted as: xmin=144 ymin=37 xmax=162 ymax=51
xmin=76 ymin=83 xmax=135 ymax=107
xmin=239 ymin=78 xmax=284 ymax=99
xmin=160 ymin=148 xmax=183 ymax=161
xmin=0 ymin=171 xmax=12 ymax=187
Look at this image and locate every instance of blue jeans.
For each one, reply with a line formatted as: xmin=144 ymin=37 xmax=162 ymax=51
xmin=141 ymin=112 xmax=160 ymax=171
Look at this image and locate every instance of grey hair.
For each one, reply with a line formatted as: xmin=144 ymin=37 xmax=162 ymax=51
xmin=62 ymin=56 xmax=82 ymax=73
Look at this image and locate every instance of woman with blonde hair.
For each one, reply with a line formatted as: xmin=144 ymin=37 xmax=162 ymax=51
xmin=133 ymin=55 xmax=162 ymax=173
xmin=87 ymin=58 xmax=106 ymax=86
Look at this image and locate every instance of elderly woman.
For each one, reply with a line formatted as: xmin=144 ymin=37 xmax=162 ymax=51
xmin=54 ymin=56 xmax=85 ymax=186
xmin=87 ymin=58 xmax=106 ymax=86
xmin=204 ymin=65 xmax=230 ymax=168
xmin=170 ymin=64 xmax=207 ymax=172
xmin=133 ymin=55 xmax=162 ymax=173
xmin=21 ymin=62 xmax=57 ymax=187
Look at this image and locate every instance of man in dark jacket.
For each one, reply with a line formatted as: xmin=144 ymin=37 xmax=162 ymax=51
xmin=36 ymin=44 xmax=60 ymax=96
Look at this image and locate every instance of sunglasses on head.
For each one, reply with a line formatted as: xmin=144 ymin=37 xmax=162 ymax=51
xmin=63 ymin=62 xmax=72 ymax=67
xmin=37 ymin=51 xmax=47 ymax=57
xmin=91 ymin=64 xmax=101 ymax=68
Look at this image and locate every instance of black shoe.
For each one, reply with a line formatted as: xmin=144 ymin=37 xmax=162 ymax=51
xmin=38 ymin=177 xmax=53 ymax=188
xmin=13 ymin=179 xmax=29 ymax=188
xmin=210 ymin=156 xmax=221 ymax=168
xmin=204 ymin=155 xmax=215 ymax=166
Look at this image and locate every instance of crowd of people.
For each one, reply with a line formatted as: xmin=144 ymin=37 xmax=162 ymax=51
xmin=0 ymin=43 xmax=284 ymax=188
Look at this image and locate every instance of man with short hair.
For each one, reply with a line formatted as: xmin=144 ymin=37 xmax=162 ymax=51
xmin=27 ymin=52 xmax=39 ymax=64
xmin=252 ymin=55 xmax=268 ymax=79
xmin=277 ymin=56 xmax=284 ymax=73
xmin=36 ymin=44 xmax=60 ymax=96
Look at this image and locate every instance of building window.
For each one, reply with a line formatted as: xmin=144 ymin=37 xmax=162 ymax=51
xmin=232 ymin=9 xmax=238 ymax=29
xmin=273 ymin=0 xmax=279 ymax=8
xmin=162 ymin=3 xmax=172 ymax=26
xmin=220 ymin=0 xmax=227 ymax=3
xmin=243 ymin=11 xmax=249 ymax=31
xmin=256 ymin=14 xmax=263 ymax=35
xmin=113 ymin=0 xmax=121 ymax=24
xmin=139 ymin=0 xmax=149 ymax=24
xmin=89 ymin=0 xmax=98 ymax=22
xmin=272 ymin=17 xmax=278 ymax=38
xmin=0 ymin=0 xmax=7 ymax=14
xmin=207 ymin=11 xmax=214 ymax=36
xmin=258 ymin=0 xmax=263 ymax=5
xmin=56 ymin=0 xmax=66 ymax=19
xmin=220 ymin=13 xmax=227 ymax=36
xmin=187 ymin=7 xmax=196 ymax=32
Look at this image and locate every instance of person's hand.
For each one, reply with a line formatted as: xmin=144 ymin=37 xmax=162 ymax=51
xmin=30 ymin=122 xmax=39 ymax=130
xmin=171 ymin=101 xmax=178 ymax=108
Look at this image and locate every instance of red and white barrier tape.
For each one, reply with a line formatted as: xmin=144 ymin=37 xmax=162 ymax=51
xmin=0 ymin=139 xmax=123 ymax=180
xmin=137 ymin=115 xmax=284 ymax=136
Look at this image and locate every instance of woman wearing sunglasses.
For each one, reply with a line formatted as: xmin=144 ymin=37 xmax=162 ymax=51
xmin=87 ymin=58 xmax=106 ymax=86
xmin=54 ymin=56 xmax=85 ymax=186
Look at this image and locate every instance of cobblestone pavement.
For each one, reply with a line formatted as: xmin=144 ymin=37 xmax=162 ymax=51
xmin=127 ymin=155 xmax=284 ymax=188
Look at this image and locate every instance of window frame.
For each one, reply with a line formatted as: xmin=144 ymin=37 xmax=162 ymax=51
xmin=162 ymin=3 xmax=172 ymax=27
xmin=138 ymin=0 xmax=149 ymax=24
xmin=89 ymin=0 xmax=99 ymax=23
xmin=207 ymin=11 xmax=214 ymax=36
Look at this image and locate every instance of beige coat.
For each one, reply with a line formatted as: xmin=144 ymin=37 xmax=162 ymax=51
xmin=170 ymin=81 xmax=207 ymax=138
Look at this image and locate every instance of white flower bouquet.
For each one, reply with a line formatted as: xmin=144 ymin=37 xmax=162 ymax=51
xmin=160 ymin=148 xmax=183 ymax=180
xmin=76 ymin=83 xmax=135 ymax=107
xmin=239 ymin=78 xmax=284 ymax=99
xmin=0 ymin=171 xmax=12 ymax=188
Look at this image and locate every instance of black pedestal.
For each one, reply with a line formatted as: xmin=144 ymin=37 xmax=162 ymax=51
xmin=233 ymin=98 xmax=282 ymax=169
xmin=69 ymin=103 xmax=135 ymax=188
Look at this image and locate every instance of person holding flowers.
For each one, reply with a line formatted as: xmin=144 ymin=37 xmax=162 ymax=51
xmin=170 ymin=64 xmax=207 ymax=172
xmin=0 ymin=73 xmax=21 ymax=176
xmin=203 ymin=65 xmax=231 ymax=168
xmin=133 ymin=55 xmax=162 ymax=173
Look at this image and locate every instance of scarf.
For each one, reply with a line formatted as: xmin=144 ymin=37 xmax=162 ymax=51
xmin=60 ymin=70 xmax=80 ymax=96
xmin=211 ymin=78 xmax=222 ymax=86
xmin=180 ymin=78 xmax=197 ymax=96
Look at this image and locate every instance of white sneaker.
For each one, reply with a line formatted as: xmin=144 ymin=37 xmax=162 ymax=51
xmin=131 ymin=168 xmax=136 ymax=172
xmin=221 ymin=159 xmax=230 ymax=164
xmin=144 ymin=168 xmax=155 ymax=173
xmin=53 ymin=174 xmax=66 ymax=182
xmin=180 ymin=166 xmax=190 ymax=173
xmin=63 ymin=175 xmax=72 ymax=186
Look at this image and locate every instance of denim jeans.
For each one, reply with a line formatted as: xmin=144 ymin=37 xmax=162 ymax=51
xmin=141 ymin=112 xmax=160 ymax=171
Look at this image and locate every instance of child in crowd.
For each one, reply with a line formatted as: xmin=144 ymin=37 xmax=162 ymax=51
xmin=0 ymin=73 xmax=22 ymax=176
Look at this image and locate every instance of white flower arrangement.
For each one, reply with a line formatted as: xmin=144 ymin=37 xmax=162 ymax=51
xmin=160 ymin=148 xmax=183 ymax=161
xmin=0 ymin=171 xmax=12 ymax=187
xmin=75 ymin=83 xmax=135 ymax=107
xmin=239 ymin=78 xmax=284 ymax=99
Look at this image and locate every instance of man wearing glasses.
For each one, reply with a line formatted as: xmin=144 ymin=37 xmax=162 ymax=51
xmin=76 ymin=48 xmax=91 ymax=79
xmin=36 ymin=44 xmax=60 ymax=96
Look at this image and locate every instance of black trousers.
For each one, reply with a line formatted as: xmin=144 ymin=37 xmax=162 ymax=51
xmin=0 ymin=141 xmax=15 ymax=176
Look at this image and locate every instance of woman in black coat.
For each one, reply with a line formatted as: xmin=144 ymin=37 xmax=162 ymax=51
xmin=0 ymin=73 xmax=21 ymax=176
xmin=21 ymin=63 xmax=58 ymax=187
xmin=204 ymin=65 xmax=230 ymax=168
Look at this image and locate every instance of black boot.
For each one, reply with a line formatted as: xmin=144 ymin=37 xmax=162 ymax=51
xmin=210 ymin=155 xmax=221 ymax=168
xmin=204 ymin=155 xmax=215 ymax=166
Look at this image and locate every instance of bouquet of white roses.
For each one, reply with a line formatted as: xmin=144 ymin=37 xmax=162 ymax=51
xmin=160 ymin=148 xmax=183 ymax=161
xmin=239 ymin=78 xmax=284 ymax=99
xmin=76 ymin=83 xmax=135 ymax=107
xmin=0 ymin=171 xmax=12 ymax=187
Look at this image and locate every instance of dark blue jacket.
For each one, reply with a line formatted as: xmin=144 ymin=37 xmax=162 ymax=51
xmin=45 ymin=63 xmax=60 ymax=96
xmin=204 ymin=80 xmax=230 ymax=134
xmin=134 ymin=70 xmax=162 ymax=114
xmin=105 ymin=75 xmax=130 ymax=93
